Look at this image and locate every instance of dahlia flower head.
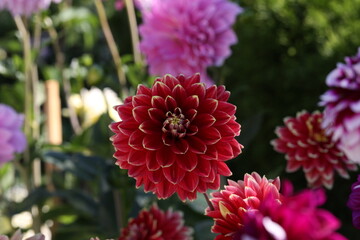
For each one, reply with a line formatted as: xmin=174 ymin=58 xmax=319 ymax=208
xmin=205 ymin=172 xmax=282 ymax=240
xmin=110 ymin=73 xmax=242 ymax=201
xmin=236 ymin=186 xmax=346 ymax=240
xmin=320 ymin=48 xmax=360 ymax=164
xmin=119 ymin=204 xmax=193 ymax=240
xmin=0 ymin=0 xmax=61 ymax=16
xmin=0 ymin=104 xmax=26 ymax=165
xmin=347 ymin=175 xmax=360 ymax=229
xmin=139 ymin=0 xmax=243 ymax=85
xmin=271 ymin=110 xmax=357 ymax=189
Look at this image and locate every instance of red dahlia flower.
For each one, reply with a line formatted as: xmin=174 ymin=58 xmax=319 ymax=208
xmin=205 ymin=172 xmax=281 ymax=240
xmin=271 ymin=111 xmax=357 ymax=189
xmin=110 ymin=74 xmax=242 ymax=201
xmin=119 ymin=204 xmax=193 ymax=240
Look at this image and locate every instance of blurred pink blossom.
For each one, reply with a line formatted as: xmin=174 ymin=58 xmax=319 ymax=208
xmin=0 ymin=0 xmax=61 ymax=16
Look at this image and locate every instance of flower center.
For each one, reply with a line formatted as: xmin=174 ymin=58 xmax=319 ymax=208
xmin=162 ymin=107 xmax=190 ymax=138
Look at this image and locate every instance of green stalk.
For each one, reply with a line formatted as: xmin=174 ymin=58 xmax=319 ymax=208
xmin=124 ymin=0 xmax=142 ymax=65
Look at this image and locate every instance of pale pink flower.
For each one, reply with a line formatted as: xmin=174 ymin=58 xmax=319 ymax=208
xmin=0 ymin=0 xmax=61 ymax=16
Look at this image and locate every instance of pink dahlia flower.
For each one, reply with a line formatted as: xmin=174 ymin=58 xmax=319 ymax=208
xmin=119 ymin=204 xmax=193 ymax=240
xmin=205 ymin=172 xmax=281 ymax=240
xmin=320 ymin=49 xmax=360 ymax=164
xmin=0 ymin=104 xmax=26 ymax=165
xmin=236 ymin=187 xmax=346 ymax=240
xmin=348 ymin=175 xmax=360 ymax=229
xmin=139 ymin=0 xmax=243 ymax=85
xmin=110 ymin=74 xmax=242 ymax=201
xmin=0 ymin=0 xmax=61 ymax=16
xmin=271 ymin=110 xmax=357 ymax=189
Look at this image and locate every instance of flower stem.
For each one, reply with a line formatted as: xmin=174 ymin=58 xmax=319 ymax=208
xmin=124 ymin=0 xmax=142 ymax=65
xmin=203 ymin=193 xmax=214 ymax=211
xmin=94 ymin=0 xmax=127 ymax=95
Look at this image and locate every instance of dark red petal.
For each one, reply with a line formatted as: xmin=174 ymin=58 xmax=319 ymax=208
xmin=207 ymin=174 xmax=220 ymax=189
xmin=156 ymin=148 xmax=176 ymax=167
xmin=212 ymin=111 xmax=231 ymax=126
xmin=133 ymin=106 xmax=149 ymax=123
xmin=142 ymin=178 xmax=156 ymax=192
xmin=152 ymin=81 xmax=171 ymax=97
xmin=182 ymin=73 xmax=200 ymax=88
xmin=196 ymin=180 xmax=208 ymax=193
xmin=185 ymin=95 xmax=199 ymax=110
xmin=118 ymin=120 xmax=139 ymax=136
xmin=165 ymin=95 xmax=177 ymax=111
xmin=163 ymin=74 xmax=180 ymax=88
xmin=128 ymin=129 xmax=145 ymax=150
xmin=202 ymin=145 xmax=218 ymax=160
xmin=196 ymin=127 xmax=221 ymax=145
xmin=217 ymin=162 xmax=232 ymax=176
xmin=227 ymin=119 xmax=241 ymax=136
xmin=177 ymin=152 xmax=198 ymax=171
xmin=217 ymin=124 xmax=237 ymax=138
xmin=217 ymin=101 xmax=236 ymax=116
xmin=185 ymin=109 xmax=198 ymax=121
xmin=157 ymin=180 xmax=176 ymax=199
xmin=151 ymin=96 xmax=167 ymax=111
xmin=217 ymin=85 xmax=230 ymax=101
xmin=109 ymin=122 xmax=121 ymax=133
xmin=229 ymin=139 xmax=243 ymax=158
xmin=148 ymin=169 xmax=163 ymax=183
xmin=115 ymin=102 xmax=133 ymax=120
xmin=193 ymin=113 xmax=216 ymax=128
xmin=179 ymin=172 xmax=199 ymax=192
xmin=188 ymin=83 xmax=206 ymax=100
xmin=172 ymin=84 xmax=187 ymax=102
xmin=111 ymin=135 xmax=128 ymax=149
xmin=187 ymin=124 xmax=199 ymax=136
xmin=148 ymin=108 xmax=165 ymax=122
xmin=205 ymin=85 xmax=217 ymax=99
xmin=200 ymin=99 xmax=218 ymax=114
xmin=128 ymin=164 xmax=147 ymax=177
xmin=146 ymin=151 xmax=160 ymax=171
xmin=188 ymin=136 xmax=207 ymax=154
xmin=127 ymin=149 xmax=146 ymax=166
xmin=216 ymin=142 xmax=234 ymax=160
xmin=139 ymin=120 xmax=161 ymax=134
xmin=193 ymin=158 xmax=211 ymax=177
xmin=143 ymin=134 xmax=163 ymax=151
xmin=171 ymin=138 xmax=189 ymax=154
xmin=132 ymin=94 xmax=151 ymax=107
xmin=137 ymin=84 xmax=151 ymax=95
xmin=163 ymin=163 xmax=186 ymax=184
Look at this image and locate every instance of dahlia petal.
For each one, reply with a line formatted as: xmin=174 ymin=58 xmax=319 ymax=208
xmin=127 ymin=149 xmax=147 ymax=166
xmin=179 ymin=172 xmax=199 ymax=192
xmin=217 ymin=162 xmax=232 ymax=176
xmin=217 ymin=86 xmax=230 ymax=101
xmin=146 ymin=151 xmax=160 ymax=171
xmin=202 ymin=145 xmax=218 ymax=160
xmin=128 ymin=164 xmax=147 ymax=177
xmin=151 ymin=96 xmax=166 ymax=111
xmin=139 ymin=120 xmax=161 ymax=134
xmin=148 ymin=169 xmax=163 ymax=183
xmin=163 ymin=74 xmax=180 ymax=88
xmin=148 ymin=107 xmax=165 ymax=122
xmin=171 ymin=138 xmax=189 ymax=154
xmin=165 ymin=95 xmax=177 ymax=111
xmin=193 ymin=158 xmax=211 ymax=177
xmin=207 ymin=174 xmax=221 ymax=189
xmin=133 ymin=106 xmax=150 ymax=123
xmin=177 ymin=152 xmax=198 ymax=171
xmin=188 ymin=136 xmax=207 ymax=154
xmin=213 ymin=111 xmax=231 ymax=126
xmin=137 ymin=84 xmax=151 ymax=95
xmin=132 ymin=94 xmax=151 ymax=107
xmin=156 ymin=148 xmax=176 ymax=167
xmin=185 ymin=109 xmax=198 ymax=122
xmin=163 ymin=163 xmax=186 ymax=184
xmin=185 ymin=95 xmax=200 ymax=110
xmin=183 ymin=74 xmax=200 ymax=88
xmin=172 ymin=84 xmax=187 ymax=102
xmin=193 ymin=113 xmax=216 ymax=128
xmin=188 ymin=83 xmax=206 ymax=99
xmin=152 ymin=81 xmax=172 ymax=97
xmin=115 ymin=102 xmax=133 ymax=120
xmin=157 ymin=180 xmax=176 ymax=199
xmin=196 ymin=127 xmax=221 ymax=145
xmin=118 ymin=120 xmax=139 ymax=136
xmin=201 ymin=99 xmax=218 ymax=114
xmin=143 ymin=134 xmax=163 ymax=150
xmin=205 ymin=85 xmax=217 ymax=99
xmin=129 ymin=129 xmax=145 ymax=150
xmin=217 ymin=142 xmax=234 ymax=160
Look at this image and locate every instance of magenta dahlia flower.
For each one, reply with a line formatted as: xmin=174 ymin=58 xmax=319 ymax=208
xmin=348 ymin=175 xmax=360 ymax=229
xmin=205 ymin=172 xmax=282 ymax=240
xmin=119 ymin=204 xmax=193 ymax=240
xmin=271 ymin=110 xmax=357 ymax=189
xmin=0 ymin=104 xmax=26 ymax=165
xmin=320 ymin=49 xmax=360 ymax=164
xmin=0 ymin=0 xmax=61 ymax=16
xmin=110 ymin=74 xmax=242 ymax=201
xmin=139 ymin=0 xmax=242 ymax=85
xmin=236 ymin=187 xmax=346 ymax=240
